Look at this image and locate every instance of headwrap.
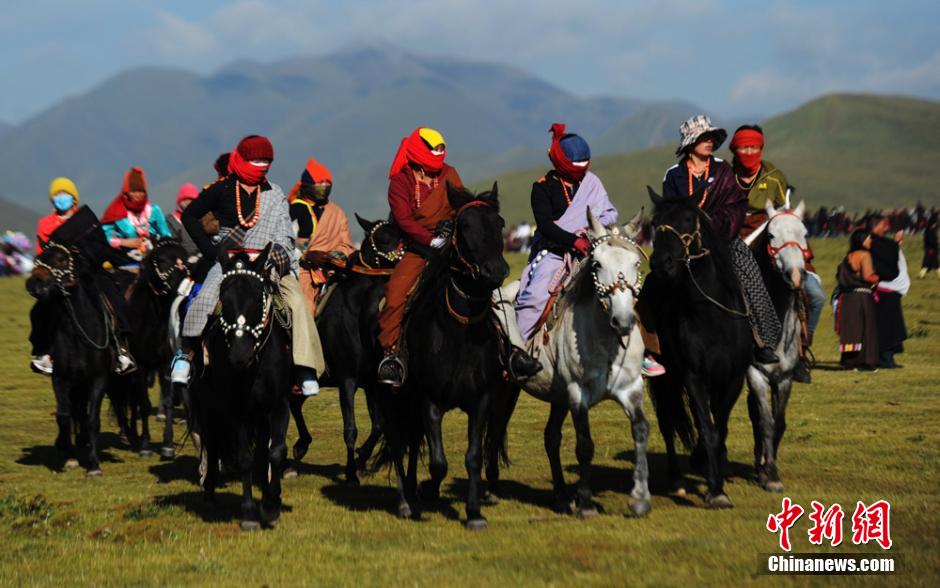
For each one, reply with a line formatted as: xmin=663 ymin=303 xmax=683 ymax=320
xmin=228 ymin=135 xmax=274 ymax=186
xmin=176 ymin=183 xmax=199 ymax=208
xmin=548 ymin=123 xmax=589 ymax=182
xmin=289 ymin=157 xmax=333 ymax=202
xmin=48 ymin=177 xmax=79 ymax=201
xmin=730 ymin=128 xmax=765 ymax=176
xmin=388 ymin=127 xmax=446 ymax=178
xmin=101 ymin=167 xmax=149 ymax=223
xmin=214 ymin=152 xmax=231 ymax=179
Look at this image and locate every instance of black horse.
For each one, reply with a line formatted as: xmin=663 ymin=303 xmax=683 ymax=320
xmin=379 ymin=183 xmax=512 ymax=530
xmin=121 ymin=239 xmax=191 ymax=459
xmin=287 ymin=215 xmax=404 ymax=484
xmin=26 ymin=243 xmax=118 ymax=475
xmin=193 ymin=245 xmax=292 ymax=530
xmin=644 ymin=187 xmax=752 ymax=508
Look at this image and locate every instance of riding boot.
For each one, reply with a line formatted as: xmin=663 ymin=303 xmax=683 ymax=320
xmin=507 ymin=346 xmax=542 ymax=380
xmin=792 ymin=351 xmax=812 ymax=384
xmin=377 ymin=345 xmax=405 ymax=388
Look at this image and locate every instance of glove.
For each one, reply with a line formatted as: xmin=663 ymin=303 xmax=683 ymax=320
xmin=430 ymin=236 xmax=447 ymax=249
xmin=434 ymin=219 xmax=454 ymax=240
xmin=572 ymin=237 xmax=591 ymax=256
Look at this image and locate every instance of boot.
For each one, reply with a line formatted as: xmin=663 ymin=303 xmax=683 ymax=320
xmin=792 ymin=354 xmax=812 ymax=384
xmin=377 ymin=347 xmax=405 ymax=387
xmin=755 ymin=346 xmax=779 ymax=364
xmin=507 ymin=347 xmax=542 ymax=380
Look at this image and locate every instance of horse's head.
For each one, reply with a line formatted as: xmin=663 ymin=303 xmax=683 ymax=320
xmin=648 ymin=186 xmax=709 ymax=282
xmin=355 ymin=213 xmax=405 ymax=268
xmin=217 ymin=243 xmax=274 ymax=369
xmin=26 ymin=242 xmax=80 ymax=300
xmin=754 ymin=200 xmax=809 ymax=289
xmin=142 ymin=239 xmax=189 ymax=296
xmin=586 ymin=207 xmax=645 ymax=337
xmin=448 ymin=182 xmax=509 ymax=289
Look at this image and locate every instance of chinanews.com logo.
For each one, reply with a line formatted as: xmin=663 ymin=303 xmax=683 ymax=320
xmin=760 ymin=497 xmax=898 ymax=575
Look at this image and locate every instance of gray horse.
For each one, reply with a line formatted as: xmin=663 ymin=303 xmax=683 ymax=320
xmin=494 ymin=208 xmax=650 ymax=517
xmin=743 ymin=199 xmax=810 ymax=493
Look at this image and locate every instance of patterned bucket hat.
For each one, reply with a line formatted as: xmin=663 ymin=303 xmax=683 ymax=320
xmin=676 ymin=115 xmax=727 ymax=155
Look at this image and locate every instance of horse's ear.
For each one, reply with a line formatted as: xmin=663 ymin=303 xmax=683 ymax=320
xmin=586 ymin=207 xmax=607 ymax=238
xmin=447 ymin=182 xmax=472 ymax=210
xmin=218 ymin=249 xmax=235 ymax=272
xmin=490 ymin=181 xmax=499 ymax=201
xmin=622 ymin=207 xmax=644 ymax=240
xmin=765 ymin=198 xmax=777 ymax=218
xmin=355 ymin=213 xmax=374 ymax=233
xmin=793 ymin=200 xmax=806 ymax=218
xmin=254 ymin=242 xmax=273 ymax=273
xmin=647 ymin=185 xmax=662 ymax=207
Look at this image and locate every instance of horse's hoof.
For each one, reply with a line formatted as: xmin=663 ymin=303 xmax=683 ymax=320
xmin=64 ymin=458 xmax=80 ymax=470
xmin=481 ymin=491 xmax=499 ymax=506
xmin=155 ymin=413 xmax=166 ymax=423
xmin=240 ymin=520 xmax=262 ymax=532
xmin=119 ymin=433 xmax=130 ymax=447
xmin=465 ymin=518 xmax=488 ymax=531
xmin=261 ymin=506 xmax=281 ymax=525
xmin=705 ymin=493 xmax=734 ymax=509
xmin=397 ymin=502 xmax=413 ymax=519
xmin=139 ymin=449 xmax=153 ymax=458
xmin=763 ymin=480 xmax=784 ymax=493
xmin=282 ymin=468 xmax=299 ymax=480
xmin=159 ymin=446 xmax=175 ymax=460
xmin=552 ymin=497 xmax=574 ymax=514
xmin=292 ymin=440 xmax=310 ymax=462
xmin=86 ymin=468 xmax=103 ymax=477
xmin=670 ymin=484 xmax=687 ymax=497
xmin=575 ymin=505 xmax=599 ymax=519
xmin=629 ymin=499 xmax=652 ymax=517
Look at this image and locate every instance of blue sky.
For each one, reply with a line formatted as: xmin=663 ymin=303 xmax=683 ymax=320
xmin=2 ymin=0 xmax=938 ymax=124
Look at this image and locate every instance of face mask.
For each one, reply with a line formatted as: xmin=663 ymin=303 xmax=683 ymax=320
xmin=52 ymin=194 xmax=74 ymax=213
xmin=300 ymin=183 xmax=331 ymax=204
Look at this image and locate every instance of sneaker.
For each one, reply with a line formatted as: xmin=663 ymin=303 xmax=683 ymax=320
xmin=30 ymin=354 xmax=53 ymax=376
xmin=641 ymin=355 xmax=666 ymax=378
xmin=377 ymin=354 xmax=405 ymax=387
xmin=299 ymin=373 xmax=319 ymax=397
xmin=792 ymin=356 xmax=812 ymax=384
xmin=115 ymin=349 xmax=137 ymax=375
xmin=170 ymin=353 xmax=192 ymax=384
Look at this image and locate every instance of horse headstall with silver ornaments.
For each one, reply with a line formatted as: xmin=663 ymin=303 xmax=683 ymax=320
xmin=217 ymin=260 xmax=273 ymax=347
xmin=367 ymin=221 xmax=406 ymax=263
xmin=34 ymin=242 xmax=78 ymax=289
xmin=588 ymin=233 xmax=645 ymax=303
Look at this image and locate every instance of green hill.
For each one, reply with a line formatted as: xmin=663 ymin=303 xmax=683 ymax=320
xmin=480 ymin=94 xmax=940 ymax=224
xmin=0 ymin=196 xmax=40 ymax=238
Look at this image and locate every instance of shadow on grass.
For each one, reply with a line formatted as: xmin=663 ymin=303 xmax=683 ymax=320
xmin=148 ymin=455 xmax=201 ymax=485
xmin=17 ymin=433 xmax=127 ymax=472
xmin=155 ymin=491 xmax=294 ymax=524
xmin=320 ymin=480 xmax=401 ymax=517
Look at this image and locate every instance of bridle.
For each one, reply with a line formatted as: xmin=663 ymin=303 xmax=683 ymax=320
xmin=450 ymin=200 xmax=492 ymax=279
xmin=446 ymin=199 xmax=497 ymax=324
xmin=366 ymin=221 xmax=406 ymax=265
xmin=216 ymin=260 xmax=273 ymax=353
xmin=654 ymin=215 xmax=710 ymax=263
xmin=588 ymin=233 xmax=646 ymax=313
xmin=766 ymin=210 xmax=811 ymax=263
xmin=33 ymin=242 xmax=78 ymax=290
xmin=148 ymin=240 xmax=190 ymax=296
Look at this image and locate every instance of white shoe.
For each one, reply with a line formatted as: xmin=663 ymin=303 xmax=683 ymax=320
xmin=300 ymin=378 xmax=319 ymax=397
xmin=177 ymin=277 xmax=195 ymax=298
xmin=115 ymin=350 xmax=137 ymax=375
xmin=170 ymin=355 xmax=191 ymax=384
xmin=30 ymin=354 xmax=53 ymax=376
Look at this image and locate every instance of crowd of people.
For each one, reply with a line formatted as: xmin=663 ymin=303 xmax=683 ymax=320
xmin=0 ymin=231 xmax=33 ymax=276
xmin=803 ymin=204 xmax=937 ymax=238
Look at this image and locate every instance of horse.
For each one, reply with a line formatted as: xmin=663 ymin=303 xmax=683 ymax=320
xmin=645 ymin=186 xmax=752 ymax=508
xmin=492 ymin=208 xmax=651 ymax=517
xmin=743 ymin=200 xmax=810 ymax=493
xmin=286 ymin=214 xmax=404 ymax=484
xmin=26 ymin=243 xmax=118 ymax=475
xmin=121 ymin=239 xmax=191 ymax=459
xmin=193 ymin=244 xmax=292 ymax=530
xmin=378 ymin=183 xmax=511 ymax=530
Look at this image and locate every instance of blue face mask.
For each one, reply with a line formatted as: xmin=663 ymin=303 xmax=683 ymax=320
xmin=52 ymin=194 xmax=75 ymax=212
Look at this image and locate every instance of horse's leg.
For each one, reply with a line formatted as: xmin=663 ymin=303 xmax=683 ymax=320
xmin=418 ymin=398 xmax=447 ymax=501
xmin=393 ymin=439 xmax=414 ymax=519
xmin=288 ymin=394 xmax=311 ymax=461
xmin=356 ymin=388 xmax=383 ymax=468
xmin=767 ymin=377 xmax=792 ymax=492
xmin=615 ymin=377 xmax=651 ymax=517
xmin=263 ymin=396 xmax=289 ymax=526
xmin=484 ymin=383 xmax=519 ymax=501
xmin=686 ymin=376 xmax=731 ymax=508
xmin=651 ymin=375 xmax=684 ymax=494
xmin=52 ymin=377 xmax=78 ymax=469
xmin=544 ymin=402 xmax=570 ymax=513
xmin=570 ymin=400 xmax=598 ymax=518
xmin=238 ymin=424 xmax=260 ymax=531
xmin=338 ymin=377 xmax=360 ymax=485
xmin=746 ymin=369 xmax=777 ymax=491
xmin=464 ymin=394 xmax=488 ymax=530
xmin=160 ymin=376 xmax=176 ymax=459
xmin=137 ymin=376 xmax=153 ymax=457
xmin=86 ymin=376 xmax=108 ymax=476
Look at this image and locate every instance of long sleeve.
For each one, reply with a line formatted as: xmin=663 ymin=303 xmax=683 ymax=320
xmin=272 ymin=187 xmax=298 ymax=275
xmin=182 ymin=184 xmax=220 ymax=260
xmin=102 ymin=221 xmax=121 ymax=242
xmin=531 ymin=182 xmax=577 ymax=248
xmin=708 ymin=165 xmax=748 ymax=240
xmin=662 ymin=166 xmax=682 ymax=200
xmin=593 ymin=180 xmax=618 ymax=226
xmin=388 ymin=173 xmax=434 ymax=246
xmin=150 ymin=205 xmax=173 ymax=239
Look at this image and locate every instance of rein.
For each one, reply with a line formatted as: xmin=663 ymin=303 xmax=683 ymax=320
xmin=446 ymin=199 xmax=495 ymax=324
xmin=450 ymin=200 xmax=491 ymax=279
xmin=148 ymin=240 xmax=189 ymax=296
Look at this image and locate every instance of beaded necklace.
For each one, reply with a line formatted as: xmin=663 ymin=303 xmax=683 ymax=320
xmin=414 ymin=173 xmax=438 ymax=208
xmin=235 ymin=183 xmax=261 ymax=228
xmin=687 ymin=157 xmax=710 ymax=207
xmin=560 ymin=178 xmax=573 ymax=205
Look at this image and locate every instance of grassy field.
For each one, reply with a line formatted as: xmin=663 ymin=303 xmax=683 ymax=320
xmin=0 ymin=238 xmax=937 ymax=586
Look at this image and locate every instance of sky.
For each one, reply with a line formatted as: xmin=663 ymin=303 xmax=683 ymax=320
xmin=1 ymin=0 xmax=938 ymax=124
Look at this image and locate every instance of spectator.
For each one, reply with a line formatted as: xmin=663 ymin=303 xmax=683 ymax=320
xmin=867 ymin=214 xmax=908 ymax=369
xmin=920 ymin=214 xmax=939 ymax=279
xmin=835 ymin=230 xmax=880 ymax=371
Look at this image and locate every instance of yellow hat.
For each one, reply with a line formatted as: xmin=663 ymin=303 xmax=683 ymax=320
xmin=418 ymin=127 xmax=445 ymax=149
xmin=49 ymin=177 xmax=79 ymax=202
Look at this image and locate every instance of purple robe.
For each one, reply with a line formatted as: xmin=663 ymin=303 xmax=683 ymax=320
xmin=515 ymin=172 xmax=618 ymax=340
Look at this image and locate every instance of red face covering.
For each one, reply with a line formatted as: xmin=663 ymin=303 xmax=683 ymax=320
xmin=548 ymin=123 xmax=588 ymax=182
xmin=730 ymin=129 xmax=764 ymax=176
xmin=388 ymin=128 xmax=446 ymax=179
xmin=102 ymin=167 xmax=148 ymax=223
xmin=228 ymin=149 xmax=270 ymax=186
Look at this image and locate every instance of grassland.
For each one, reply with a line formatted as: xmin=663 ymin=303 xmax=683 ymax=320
xmin=0 ymin=238 xmax=937 ymax=586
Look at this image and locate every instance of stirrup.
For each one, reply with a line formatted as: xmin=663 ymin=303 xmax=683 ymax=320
xmin=377 ymin=354 xmax=405 ymax=387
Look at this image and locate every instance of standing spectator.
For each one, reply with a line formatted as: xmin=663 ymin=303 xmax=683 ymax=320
xmin=867 ymin=214 xmax=908 ymax=369
xmin=515 ymin=221 xmax=532 ymax=253
xmin=835 ymin=230 xmax=880 ymax=371
xmin=920 ymin=214 xmax=939 ymax=279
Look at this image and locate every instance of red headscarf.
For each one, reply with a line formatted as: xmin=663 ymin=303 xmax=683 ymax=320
xmin=548 ymin=123 xmax=588 ymax=182
xmin=388 ymin=127 xmax=446 ymax=178
xmin=228 ymin=136 xmax=274 ymax=186
xmin=102 ymin=167 xmax=149 ymax=224
xmin=730 ymin=128 xmax=764 ymax=176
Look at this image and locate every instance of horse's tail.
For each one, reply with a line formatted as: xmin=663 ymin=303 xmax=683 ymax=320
xmin=368 ymin=386 xmax=425 ymax=473
xmin=484 ymin=383 xmax=519 ymax=469
xmin=649 ymin=375 xmax=696 ymax=450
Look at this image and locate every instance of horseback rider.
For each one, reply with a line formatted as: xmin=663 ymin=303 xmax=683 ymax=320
xmin=101 ymin=167 xmax=173 ymax=263
xmin=514 ymin=123 xmax=665 ymax=377
xmin=375 ymin=127 xmax=540 ymax=387
xmin=730 ymin=125 xmax=820 ymax=382
xmin=30 ymin=178 xmax=137 ymax=375
xmin=660 ymin=115 xmax=780 ymax=363
xmin=170 ymin=135 xmax=326 ymax=397
xmin=288 ymin=157 xmax=355 ymax=317
xmin=166 ymin=183 xmax=203 ymax=264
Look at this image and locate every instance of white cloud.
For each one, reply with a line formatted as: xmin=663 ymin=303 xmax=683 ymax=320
xmin=147 ymin=11 xmax=219 ymax=59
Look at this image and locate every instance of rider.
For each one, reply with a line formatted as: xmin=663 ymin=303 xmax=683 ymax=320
xmin=662 ymin=115 xmax=780 ymax=364
xmin=515 ymin=123 xmax=665 ymax=377
xmin=166 ymin=183 xmax=203 ymax=264
xmin=730 ymin=125 xmax=820 ymax=382
xmin=375 ymin=127 xmax=540 ymax=387
xmin=171 ymin=135 xmax=326 ymax=396
xmin=101 ymin=167 xmax=173 ymax=262
xmin=288 ymin=157 xmax=355 ymax=316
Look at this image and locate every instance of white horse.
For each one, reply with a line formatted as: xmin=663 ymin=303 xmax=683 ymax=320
xmin=494 ymin=208 xmax=650 ymax=517
xmin=743 ymin=199 xmax=810 ymax=493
